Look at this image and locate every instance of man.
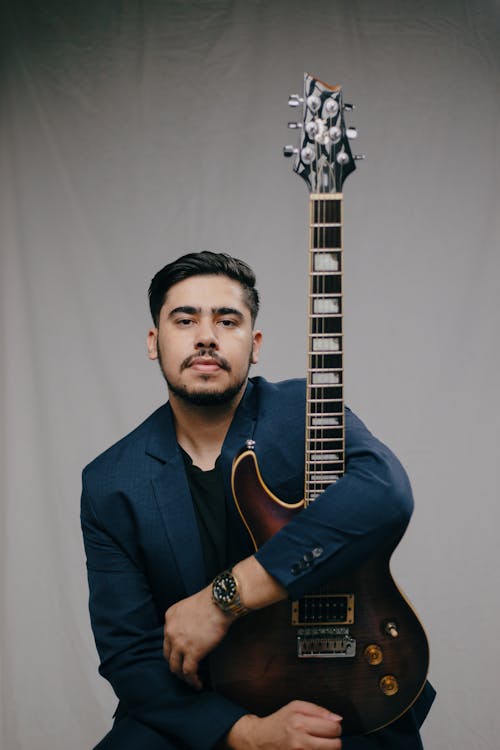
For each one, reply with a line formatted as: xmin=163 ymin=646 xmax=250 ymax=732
xmin=82 ymin=251 xmax=434 ymax=750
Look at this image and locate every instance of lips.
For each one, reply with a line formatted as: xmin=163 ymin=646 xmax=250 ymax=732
xmin=190 ymin=358 xmax=222 ymax=372
xmin=182 ymin=353 xmax=230 ymax=372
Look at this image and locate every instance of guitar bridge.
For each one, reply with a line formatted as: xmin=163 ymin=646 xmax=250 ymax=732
xmin=297 ymin=626 xmax=356 ymax=658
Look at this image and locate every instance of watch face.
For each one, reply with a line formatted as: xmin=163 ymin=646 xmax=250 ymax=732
xmin=213 ymin=572 xmax=237 ymax=606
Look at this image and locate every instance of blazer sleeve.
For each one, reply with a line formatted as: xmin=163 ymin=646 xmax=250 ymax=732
xmin=81 ymin=478 xmax=247 ymax=750
xmin=254 ymin=406 xmax=414 ymax=598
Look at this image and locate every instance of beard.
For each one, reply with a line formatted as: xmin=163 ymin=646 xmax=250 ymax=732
xmin=157 ymin=345 xmax=251 ymax=407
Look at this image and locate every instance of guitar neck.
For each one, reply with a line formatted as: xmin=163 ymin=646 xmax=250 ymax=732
xmin=305 ymin=193 xmax=345 ymax=506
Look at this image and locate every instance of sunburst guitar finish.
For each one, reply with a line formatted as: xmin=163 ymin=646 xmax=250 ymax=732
xmin=210 ymin=450 xmax=429 ymax=735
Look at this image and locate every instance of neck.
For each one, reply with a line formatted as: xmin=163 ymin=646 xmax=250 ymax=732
xmin=169 ymin=386 xmax=245 ymax=470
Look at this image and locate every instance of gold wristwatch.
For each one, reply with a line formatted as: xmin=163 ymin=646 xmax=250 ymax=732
xmin=211 ymin=568 xmax=249 ymax=617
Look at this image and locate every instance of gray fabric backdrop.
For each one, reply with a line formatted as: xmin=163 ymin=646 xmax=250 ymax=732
xmin=1 ymin=1 xmax=499 ymax=748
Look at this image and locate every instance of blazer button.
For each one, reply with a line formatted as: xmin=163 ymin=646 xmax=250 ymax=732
xmin=303 ymin=552 xmax=314 ymax=563
xmin=291 ymin=563 xmax=301 ymax=575
xmin=312 ymin=547 xmax=323 ymax=558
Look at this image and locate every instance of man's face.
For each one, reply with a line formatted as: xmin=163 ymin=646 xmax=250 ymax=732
xmin=147 ymin=274 xmax=262 ymax=406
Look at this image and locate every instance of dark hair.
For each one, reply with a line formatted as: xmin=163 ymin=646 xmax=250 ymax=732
xmin=148 ymin=251 xmax=260 ymax=326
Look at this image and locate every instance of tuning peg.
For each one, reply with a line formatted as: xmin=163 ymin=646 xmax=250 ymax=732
xmin=324 ymin=98 xmax=339 ymax=117
xmin=336 ymin=150 xmax=350 ymax=165
xmin=354 ymin=154 xmax=366 ymax=160
xmin=343 ymin=102 xmax=355 ymax=111
xmin=346 ymin=126 xmax=358 ymax=139
xmin=288 ymin=95 xmax=304 ymax=107
xmin=283 ymin=145 xmax=299 ymax=157
xmin=328 ymin=126 xmax=342 ymax=143
xmin=300 ymin=145 xmax=315 ymax=164
xmin=306 ymin=94 xmax=321 ymax=113
xmin=287 ymin=122 xmax=301 ymax=129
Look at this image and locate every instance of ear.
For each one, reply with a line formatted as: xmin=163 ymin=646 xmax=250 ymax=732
xmin=250 ymin=330 xmax=263 ymax=365
xmin=147 ymin=327 xmax=159 ymax=360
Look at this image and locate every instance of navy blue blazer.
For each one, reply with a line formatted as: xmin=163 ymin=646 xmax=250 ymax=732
xmin=81 ymin=377 xmax=434 ymax=749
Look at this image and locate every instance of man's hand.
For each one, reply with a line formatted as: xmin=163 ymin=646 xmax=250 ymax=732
xmin=163 ymin=584 xmax=232 ymax=690
xmin=164 ymin=556 xmax=289 ymax=690
xmin=226 ymin=701 xmax=343 ymax=750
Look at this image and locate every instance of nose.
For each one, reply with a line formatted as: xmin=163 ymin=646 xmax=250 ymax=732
xmin=195 ymin=318 xmax=218 ymax=350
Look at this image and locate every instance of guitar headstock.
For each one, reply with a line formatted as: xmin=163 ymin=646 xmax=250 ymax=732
xmin=284 ymin=73 xmax=362 ymax=193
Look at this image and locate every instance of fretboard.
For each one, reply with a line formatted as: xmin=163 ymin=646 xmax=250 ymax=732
xmin=305 ymin=193 xmax=345 ymax=506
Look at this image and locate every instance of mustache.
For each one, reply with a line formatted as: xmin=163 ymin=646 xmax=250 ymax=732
xmin=181 ymin=351 xmax=231 ymax=372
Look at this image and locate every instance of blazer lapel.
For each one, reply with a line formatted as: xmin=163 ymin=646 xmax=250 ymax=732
xmin=146 ymin=404 xmax=206 ymax=596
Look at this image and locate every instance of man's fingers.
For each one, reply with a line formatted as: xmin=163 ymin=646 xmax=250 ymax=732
xmin=163 ymin=634 xmax=171 ymax=661
xmin=168 ymin=648 xmax=183 ymax=678
xmin=163 ymin=614 xmax=170 ymax=660
xmin=182 ymin=656 xmax=203 ymax=690
xmin=304 ymin=716 xmax=343 ymax=739
xmin=287 ymin=700 xmax=342 ymax=722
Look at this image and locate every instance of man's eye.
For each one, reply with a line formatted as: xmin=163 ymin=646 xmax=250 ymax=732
xmin=218 ymin=319 xmax=236 ymax=327
xmin=177 ymin=319 xmax=194 ymax=326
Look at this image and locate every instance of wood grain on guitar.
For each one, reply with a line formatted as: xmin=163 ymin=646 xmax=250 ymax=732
xmin=210 ymin=74 xmax=429 ymax=736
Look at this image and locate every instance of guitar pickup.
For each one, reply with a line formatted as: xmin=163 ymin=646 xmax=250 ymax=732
xmin=292 ymin=594 xmax=354 ymax=625
xmin=297 ymin=626 xmax=356 ymax=658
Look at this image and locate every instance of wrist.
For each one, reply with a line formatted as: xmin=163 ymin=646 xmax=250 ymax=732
xmin=211 ymin=568 xmax=250 ymax=617
xmin=232 ymin=557 xmax=287 ymax=611
xmin=224 ymin=714 xmax=258 ymax=750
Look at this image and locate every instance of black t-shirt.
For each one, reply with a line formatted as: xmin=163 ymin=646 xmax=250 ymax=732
xmin=181 ymin=448 xmax=230 ymax=582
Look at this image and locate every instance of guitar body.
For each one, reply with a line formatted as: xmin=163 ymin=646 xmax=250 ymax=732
xmin=211 ymin=451 xmax=429 ymax=735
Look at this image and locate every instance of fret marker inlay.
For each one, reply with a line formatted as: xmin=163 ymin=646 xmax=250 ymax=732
xmin=310 ymin=453 xmax=340 ymax=462
xmin=311 ymin=416 xmax=340 ymax=427
xmin=312 ymin=337 xmax=339 ymax=352
xmin=311 ymin=372 xmax=340 ymax=385
xmin=313 ymin=299 xmax=339 ymax=314
xmin=313 ymin=253 xmax=339 ymax=272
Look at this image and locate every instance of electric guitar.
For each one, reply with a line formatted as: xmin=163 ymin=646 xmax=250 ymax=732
xmin=210 ymin=73 xmax=429 ymax=735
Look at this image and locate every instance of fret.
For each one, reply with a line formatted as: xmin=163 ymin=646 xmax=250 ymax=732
xmin=311 ymin=268 xmax=341 ymax=279
xmin=310 ymin=313 xmax=341 ymax=318
xmin=306 ymin=446 xmax=344 ymax=456
xmin=312 ymin=199 xmax=342 ymax=224
xmin=311 ymin=317 xmax=342 ymax=334
xmin=311 ymin=276 xmax=341 ymax=294
xmin=307 ymin=393 xmax=343 ymax=404
xmin=308 ymin=399 xmax=343 ymax=407
xmin=310 ymin=223 xmax=341 ymax=228
xmin=307 ymin=438 xmax=344 ymax=446
xmin=307 ymin=398 xmax=343 ymax=405
xmin=309 ymin=350 xmax=343 ymax=358
xmin=306 ymin=481 xmax=341 ymax=492
xmin=308 ymin=431 xmax=344 ymax=442
xmin=311 ymin=226 xmax=341 ymax=249
xmin=307 ymin=382 xmax=343 ymax=391
xmin=309 ymin=354 xmax=343 ymax=369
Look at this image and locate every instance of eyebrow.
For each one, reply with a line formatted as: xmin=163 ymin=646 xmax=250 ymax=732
xmin=168 ymin=305 xmax=244 ymax=319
